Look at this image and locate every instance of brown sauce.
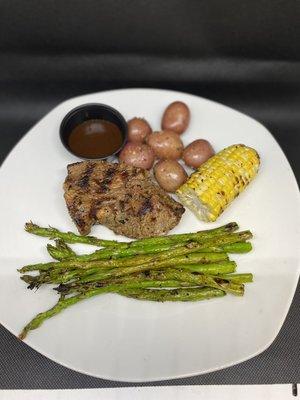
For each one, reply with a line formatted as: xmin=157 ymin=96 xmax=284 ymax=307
xmin=68 ymin=119 xmax=123 ymax=158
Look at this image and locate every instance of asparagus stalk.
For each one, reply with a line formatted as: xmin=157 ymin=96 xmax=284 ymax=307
xmin=77 ymin=253 xmax=229 ymax=283
xmin=25 ymin=222 xmax=239 ymax=249
xmin=21 ymin=258 xmax=234 ymax=290
xmin=20 ymin=231 xmax=251 ymax=273
xmin=47 ymin=239 xmax=76 ymax=261
xmin=215 ymin=273 xmax=253 ymax=283
xmin=18 ymin=221 xmax=254 ymax=339
xmin=55 ymin=277 xmax=196 ymax=296
xmin=20 ymin=255 xmax=230 ymax=289
xmin=25 ymin=222 xmax=125 ymax=248
xmin=178 ymin=260 xmax=236 ymax=274
xmin=51 ymin=240 xmax=187 ymax=263
xmin=19 ymin=245 xmax=219 ymax=273
xmin=50 ymin=240 xmax=252 ymax=263
xmin=18 ymin=279 xmax=206 ymax=339
xmin=132 ymin=269 xmax=244 ymax=296
xmin=127 ymin=222 xmax=239 ymax=247
xmin=120 ymin=287 xmax=225 ymax=302
xmin=55 ymin=265 xmax=242 ymax=296
xmin=186 ymin=242 xmax=252 ymax=254
xmin=46 ymin=240 xmax=250 ymax=264
xmin=220 ymin=242 xmax=252 ymax=253
xmin=21 ymin=268 xmax=83 ymax=288
xmin=21 ymin=253 xmax=229 ymax=289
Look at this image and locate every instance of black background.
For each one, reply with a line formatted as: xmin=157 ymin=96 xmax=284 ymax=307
xmin=0 ymin=0 xmax=299 ymax=389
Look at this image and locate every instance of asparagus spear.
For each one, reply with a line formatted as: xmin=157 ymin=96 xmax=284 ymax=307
xmin=49 ymin=240 xmax=187 ymax=263
xmin=20 ymin=255 xmax=230 ymax=289
xmin=19 ymin=245 xmax=219 ymax=273
xmin=20 ymin=266 xmax=248 ymax=338
xmin=21 ymin=268 xmax=83 ymax=288
xmin=55 ymin=265 xmax=243 ymax=296
xmin=126 ymin=222 xmax=239 ymax=247
xmin=25 ymin=222 xmax=125 ymax=248
xmin=55 ymin=277 xmax=196 ymax=296
xmin=221 ymin=242 xmax=252 ymax=253
xmin=46 ymin=240 xmax=250 ymax=264
xmin=131 ymin=269 xmax=244 ymax=296
xmin=215 ymin=273 xmax=253 ymax=283
xmin=55 ymin=263 xmax=234 ymax=292
xmin=18 ymin=279 xmax=208 ymax=339
xmin=79 ymin=259 xmax=236 ymax=286
xmin=178 ymin=260 xmax=236 ymax=274
xmin=49 ymin=240 xmax=252 ymax=263
xmin=18 ymin=221 xmax=254 ymax=339
xmin=47 ymin=239 xmax=76 ymax=261
xmin=120 ymin=287 xmax=225 ymax=302
xmin=180 ymin=242 xmax=251 ymax=254
xmin=25 ymin=221 xmax=239 ymax=248
xmin=20 ymin=231 xmax=251 ymax=273
xmin=76 ymin=253 xmax=229 ymax=283
xmin=20 ymin=258 xmax=234 ymax=290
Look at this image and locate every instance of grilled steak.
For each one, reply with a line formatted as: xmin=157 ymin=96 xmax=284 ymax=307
xmin=63 ymin=161 xmax=185 ymax=238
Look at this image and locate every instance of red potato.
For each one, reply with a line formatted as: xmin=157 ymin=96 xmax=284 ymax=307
xmin=154 ymin=160 xmax=188 ymax=192
xmin=161 ymin=101 xmax=190 ymax=135
xmin=119 ymin=142 xmax=154 ymax=170
xmin=147 ymin=130 xmax=184 ymax=160
xmin=183 ymin=139 xmax=215 ymax=168
xmin=127 ymin=117 xmax=152 ymax=143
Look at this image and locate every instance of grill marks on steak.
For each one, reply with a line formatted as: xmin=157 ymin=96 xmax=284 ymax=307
xmin=63 ymin=161 xmax=185 ymax=238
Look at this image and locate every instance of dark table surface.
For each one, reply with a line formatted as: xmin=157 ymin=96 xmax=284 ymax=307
xmin=0 ymin=0 xmax=299 ymax=389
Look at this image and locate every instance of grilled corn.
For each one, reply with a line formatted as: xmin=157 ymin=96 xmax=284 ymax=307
xmin=176 ymin=144 xmax=260 ymax=221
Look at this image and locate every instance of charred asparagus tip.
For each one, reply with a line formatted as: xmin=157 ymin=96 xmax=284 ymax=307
xmin=24 ymin=221 xmax=37 ymax=231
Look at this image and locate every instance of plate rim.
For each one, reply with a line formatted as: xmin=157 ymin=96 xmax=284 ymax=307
xmin=0 ymin=87 xmax=299 ymax=382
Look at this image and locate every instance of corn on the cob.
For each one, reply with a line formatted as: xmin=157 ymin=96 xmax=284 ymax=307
xmin=176 ymin=144 xmax=260 ymax=222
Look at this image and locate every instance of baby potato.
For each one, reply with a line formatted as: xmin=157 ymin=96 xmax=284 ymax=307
xmin=161 ymin=101 xmax=190 ymax=135
xmin=183 ymin=139 xmax=215 ymax=168
xmin=119 ymin=142 xmax=154 ymax=170
xmin=154 ymin=160 xmax=188 ymax=192
xmin=147 ymin=130 xmax=184 ymax=160
xmin=127 ymin=117 xmax=152 ymax=143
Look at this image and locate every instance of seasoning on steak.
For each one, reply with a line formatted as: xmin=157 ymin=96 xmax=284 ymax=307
xmin=63 ymin=161 xmax=185 ymax=238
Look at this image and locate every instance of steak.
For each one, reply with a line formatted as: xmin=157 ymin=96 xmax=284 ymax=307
xmin=63 ymin=161 xmax=185 ymax=238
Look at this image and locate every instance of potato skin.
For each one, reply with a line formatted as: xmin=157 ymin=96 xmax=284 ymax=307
xmin=119 ymin=142 xmax=154 ymax=169
xmin=183 ymin=139 xmax=215 ymax=168
xmin=161 ymin=101 xmax=190 ymax=135
xmin=147 ymin=130 xmax=184 ymax=160
xmin=154 ymin=160 xmax=188 ymax=192
xmin=127 ymin=117 xmax=152 ymax=143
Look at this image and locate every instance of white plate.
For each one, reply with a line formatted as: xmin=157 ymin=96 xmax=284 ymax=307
xmin=0 ymin=88 xmax=299 ymax=382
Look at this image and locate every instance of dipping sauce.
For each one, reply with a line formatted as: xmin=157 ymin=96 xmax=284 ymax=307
xmin=68 ymin=119 xmax=123 ymax=158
